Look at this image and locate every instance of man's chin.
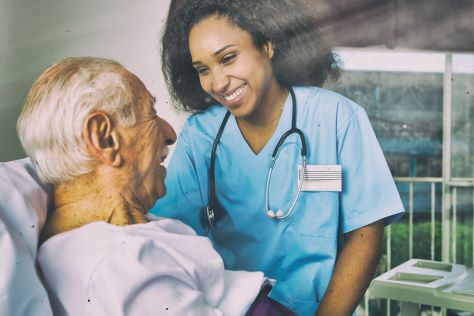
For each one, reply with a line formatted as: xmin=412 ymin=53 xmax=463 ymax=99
xmin=155 ymin=186 xmax=167 ymax=201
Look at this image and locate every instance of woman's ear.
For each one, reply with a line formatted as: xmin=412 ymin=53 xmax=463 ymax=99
xmin=263 ymin=41 xmax=275 ymax=59
xmin=83 ymin=111 xmax=122 ymax=167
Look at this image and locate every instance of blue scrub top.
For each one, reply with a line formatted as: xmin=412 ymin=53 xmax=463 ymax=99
xmin=151 ymin=86 xmax=405 ymax=315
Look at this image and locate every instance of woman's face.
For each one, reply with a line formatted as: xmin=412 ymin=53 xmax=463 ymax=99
xmin=189 ymin=15 xmax=280 ymax=119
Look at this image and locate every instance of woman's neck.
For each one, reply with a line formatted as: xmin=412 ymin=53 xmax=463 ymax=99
xmin=235 ymin=84 xmax=289 ymax=154
xmin=239 ymin=83 xmax=288 ymax=128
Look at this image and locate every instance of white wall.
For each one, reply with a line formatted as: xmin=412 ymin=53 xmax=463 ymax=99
xmin=0 ymin=0 xmax=188 ymax=162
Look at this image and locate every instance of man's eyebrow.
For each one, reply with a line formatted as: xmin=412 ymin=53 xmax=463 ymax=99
xmin=192 ymin=45 xmax=236 ymax=66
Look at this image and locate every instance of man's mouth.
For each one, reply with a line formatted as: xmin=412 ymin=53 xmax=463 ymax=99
xmin=160 ymin=147 xmax=169 ymax=163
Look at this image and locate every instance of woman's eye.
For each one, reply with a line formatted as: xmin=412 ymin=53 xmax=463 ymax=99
xmin=222 ymin=54 xmax=235 ymax=64
xmin=196 ymin=67 xmax=209 ymax=75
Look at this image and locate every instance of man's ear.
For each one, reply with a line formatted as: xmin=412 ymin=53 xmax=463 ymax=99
xmin=83 ymin=111 xmax=122 ymax=167
xmin=263 ymin=41 xmax=275 ymax=59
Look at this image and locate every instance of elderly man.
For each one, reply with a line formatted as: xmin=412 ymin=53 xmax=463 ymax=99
xmin=17 ymin=57 xmax=295 ymax=316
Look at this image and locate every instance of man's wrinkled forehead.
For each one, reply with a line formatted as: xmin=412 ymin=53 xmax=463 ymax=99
xmin=133 ymin=90 xmax=158 ymax=125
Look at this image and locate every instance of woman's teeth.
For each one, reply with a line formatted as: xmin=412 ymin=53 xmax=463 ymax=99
xmin=224 ymin=85 xmax=245 ymax=102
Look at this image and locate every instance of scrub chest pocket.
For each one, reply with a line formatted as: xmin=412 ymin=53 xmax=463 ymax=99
xmin=290 ymin=191 xmax=340 ymax=237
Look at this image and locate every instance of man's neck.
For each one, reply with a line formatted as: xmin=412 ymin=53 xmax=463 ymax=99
xmin=40 ymin=172 xmax=147 ymax=244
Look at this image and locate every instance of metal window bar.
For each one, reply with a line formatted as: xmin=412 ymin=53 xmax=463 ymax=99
xmin=431 ymin=182 xmax=436 ymax=260
xmin=442 ymin=54 xmax=453 ymax=264
xmin=431 ymin=182 xmax=436 ymax=316
xmin=387 ymin=225 xmax=391 ymax=316
xmin=452 ymin=187 xmax=457 ymax=263
xmin=409 ymin=182 xmax=414 ymax=259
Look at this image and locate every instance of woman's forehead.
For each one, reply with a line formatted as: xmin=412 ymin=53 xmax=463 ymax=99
xmin=189 ymin=16 xmax=252 ymax=54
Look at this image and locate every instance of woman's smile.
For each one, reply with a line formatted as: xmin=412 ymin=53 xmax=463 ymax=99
xmin=221 ymin=84 xmax=248 ymax=107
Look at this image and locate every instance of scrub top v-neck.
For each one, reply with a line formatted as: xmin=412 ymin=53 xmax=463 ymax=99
xmin=229 ymin=93 xmax=292 ymax=158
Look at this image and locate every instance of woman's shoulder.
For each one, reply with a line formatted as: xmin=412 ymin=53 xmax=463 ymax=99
xmin=295 ymin=86 xmax=368 ymax=133
xmin=181 ymin=104 xmax=228 ymax=137
xmin=296 ymin=86 xmax=363 ymax=113
xmin=186 ymin=104 xmax=227 ymax=125
xmin=296 ymin=86 xmax=365 ymax=123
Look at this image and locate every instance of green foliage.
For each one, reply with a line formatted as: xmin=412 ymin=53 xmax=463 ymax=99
xmin=384 ymin=219 xmax=473 ymax=268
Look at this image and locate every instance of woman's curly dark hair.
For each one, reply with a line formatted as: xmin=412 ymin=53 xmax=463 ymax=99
xmin=162 ymin=0 xmax=341 ymax=112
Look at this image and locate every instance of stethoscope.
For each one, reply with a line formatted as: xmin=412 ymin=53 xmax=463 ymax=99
xmin=200 ymin=87 xmax=308 ymax=230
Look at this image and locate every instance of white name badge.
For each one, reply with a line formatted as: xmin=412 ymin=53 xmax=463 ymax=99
xmin=297 ymin=165 xmax=342 ymax=192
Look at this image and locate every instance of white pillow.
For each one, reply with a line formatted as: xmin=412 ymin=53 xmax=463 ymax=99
xmin=0 ymin=158 xmax=53 ymax=316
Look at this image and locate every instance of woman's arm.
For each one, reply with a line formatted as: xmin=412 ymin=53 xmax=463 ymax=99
xmin=315 ymin=219 xmax=384 ymax=316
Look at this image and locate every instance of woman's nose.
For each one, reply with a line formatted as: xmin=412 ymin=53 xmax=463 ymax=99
xmin=212 ymin=69 xmax=230 ymax=93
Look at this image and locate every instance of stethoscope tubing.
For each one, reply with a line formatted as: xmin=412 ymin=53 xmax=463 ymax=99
xmin=265 ymin=88 xmax=307 ymax=219
xmin=202 ymin=87 xmax=308 ymax=229
xmin=265 ymin=155 xmax=306 ymax=219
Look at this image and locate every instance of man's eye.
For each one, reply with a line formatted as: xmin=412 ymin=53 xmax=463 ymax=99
xmin=222 ymin=54 xmax=235 ymax=64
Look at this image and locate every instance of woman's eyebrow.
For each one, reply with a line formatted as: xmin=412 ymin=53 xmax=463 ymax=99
xmin=192 ymin=45 xmax=236 ymax=66
xmin=212 ymin=45 xmax=236 ymax=56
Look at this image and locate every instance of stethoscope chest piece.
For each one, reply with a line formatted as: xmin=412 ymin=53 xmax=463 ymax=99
xmin=267 ymin=210 xmax=284 ymax=218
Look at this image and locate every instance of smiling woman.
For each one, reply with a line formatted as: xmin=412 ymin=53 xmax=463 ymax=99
xmin=189 ymin=16 xmax=280 ymax=116
xmin=188 ymin=15 xmax=287 ymax=153
xmin=152 ymin=0 xmax=405 ymax=315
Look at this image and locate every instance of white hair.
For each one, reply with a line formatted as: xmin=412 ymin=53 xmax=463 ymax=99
xmin=17 ymin=57 xmax=138 ymax=184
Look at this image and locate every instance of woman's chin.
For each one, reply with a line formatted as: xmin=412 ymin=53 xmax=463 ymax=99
xmin=228 ymin=104 xmax=253 ymax=120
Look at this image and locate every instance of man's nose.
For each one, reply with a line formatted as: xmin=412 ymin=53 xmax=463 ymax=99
xmin=160 ymin=117 xmax=177 ymax=145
